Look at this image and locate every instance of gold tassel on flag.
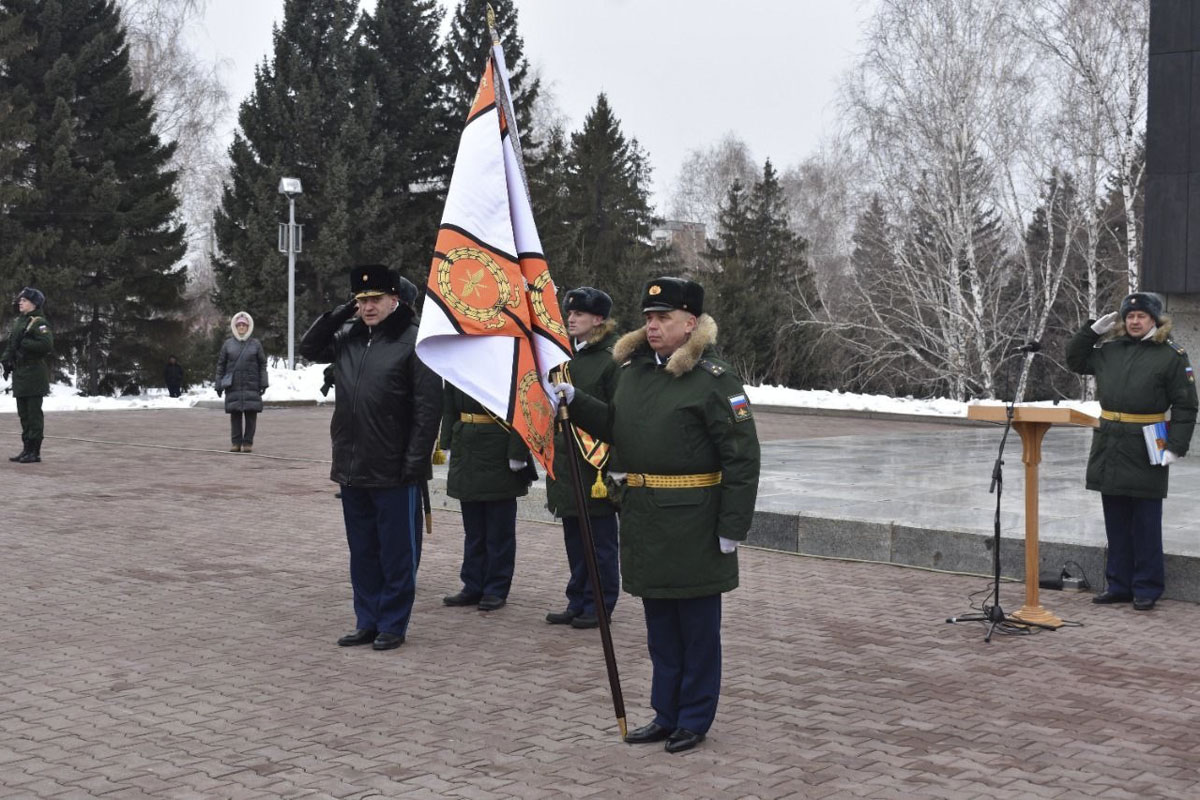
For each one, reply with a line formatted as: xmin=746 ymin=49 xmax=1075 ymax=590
xmin=432 ymin=448 xmax=446 ymax=465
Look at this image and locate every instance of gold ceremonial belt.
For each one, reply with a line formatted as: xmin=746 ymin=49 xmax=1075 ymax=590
xmin=460 ymin=413 xmax=497 ymax=424
xmin=1100 ymin=410 xmax=1166 ymax=423
xmin=625 ymin=472 xmax=722 ymax=489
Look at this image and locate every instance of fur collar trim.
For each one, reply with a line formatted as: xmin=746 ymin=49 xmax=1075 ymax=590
xmin=1109 ymin=315 xmax=1172 ymax=344
xmin=230 ymin=311 xmax=254 ymax=341
xmin=612 ymin=314 xmax=717 ymax=377
xmin=579 ymin=318 xmax=617 ymax=350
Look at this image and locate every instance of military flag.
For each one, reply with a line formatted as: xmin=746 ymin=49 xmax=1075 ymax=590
xmin=416 ymin=25 xmax=570 ymax=477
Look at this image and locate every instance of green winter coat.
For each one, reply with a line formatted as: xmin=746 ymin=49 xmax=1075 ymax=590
xmin=546 ymin=321 xmax=620 ymax=518
xmin=1 ymin=311 xmax=53 ymax=398
xmin=569 ymin=314 xmax=761 ymax=599
xmin=440 ymin=383 xmax=533 ymax=501
xmin=1066 ymin=318 xmax=1198 ymax=499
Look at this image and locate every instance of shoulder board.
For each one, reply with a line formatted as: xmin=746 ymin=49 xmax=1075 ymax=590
xmin=698 ymin=359 xmax=725 ymax=377
xmin=619 ymin=359 xmax=632 ymax=368
xmin=1168 ymin=339 xmax=1187 ymax=357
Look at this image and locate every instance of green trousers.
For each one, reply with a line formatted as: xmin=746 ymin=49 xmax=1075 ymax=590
xmin=16 ymin=395 xmax=44 ymax=441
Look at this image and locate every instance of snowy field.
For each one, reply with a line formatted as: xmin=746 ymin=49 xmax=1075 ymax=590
xmin=0 ymin=361 xmax=1102 ymax=419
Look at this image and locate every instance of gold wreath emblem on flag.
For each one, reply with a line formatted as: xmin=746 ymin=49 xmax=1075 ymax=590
xmin=518 ymin=370 xmax=553 ymax=454
xmin=437 ymin=246 xmax=520 ymax=329
xmin=529 ymin=270 xmax=568 ymax=338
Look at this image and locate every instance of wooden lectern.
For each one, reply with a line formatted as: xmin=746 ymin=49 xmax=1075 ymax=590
xmin=966 ymin=405 xmax=1099 ymax=628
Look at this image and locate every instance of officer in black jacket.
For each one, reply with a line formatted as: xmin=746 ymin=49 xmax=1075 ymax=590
xmin=300 ymin=265 xmax=442 ymax=651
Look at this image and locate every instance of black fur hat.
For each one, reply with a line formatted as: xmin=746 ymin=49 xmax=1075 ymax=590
xmin=564 ymin=286 xmax=613 ymax=318
xmin=1120 ymin=292 xmax=1163 ymax=323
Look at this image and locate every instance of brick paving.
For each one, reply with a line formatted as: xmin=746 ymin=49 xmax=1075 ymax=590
xmin=2 ymin=407 xmax=1199 ymax=799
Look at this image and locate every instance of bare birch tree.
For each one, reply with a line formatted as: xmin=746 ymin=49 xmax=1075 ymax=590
xmin=119 ymin=0 xmax=230 ymax=303
xmin=821 ymin=0 xmax=1036 ymax=400
xmin=668 ymin=133 xmax=756 ymax=230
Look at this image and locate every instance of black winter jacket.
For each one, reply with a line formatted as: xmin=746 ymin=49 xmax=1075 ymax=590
xmin=300 ymin=304 xmax=442 ymax=488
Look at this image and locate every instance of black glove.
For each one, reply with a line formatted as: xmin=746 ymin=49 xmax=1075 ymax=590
xmin=1 ymin=361 xmax=10 ymax=380
xmin=331 ymin=300 xmax=358 ymax=324
xmin=216 ymin=387 xmax=223 ymax=397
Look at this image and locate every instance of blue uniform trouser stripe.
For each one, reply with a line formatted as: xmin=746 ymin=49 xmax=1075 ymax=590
xmin=459 ymin=498 xmax=517 ymax=598
xmin=341 ymin=485 xmax=423 ymax=636
xmin=642 ymin=594 xmax=722 ymax=735
xmin=562 ymin=514 xmax=620 ymax=615
xmin=1101 ymin=494 xmax=1164 ymax=601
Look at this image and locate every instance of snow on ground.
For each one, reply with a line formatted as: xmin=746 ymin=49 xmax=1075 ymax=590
xmin=1 ymin=362 xmax=1101 ymax=419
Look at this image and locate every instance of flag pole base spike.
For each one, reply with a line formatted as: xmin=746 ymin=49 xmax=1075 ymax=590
xmin=618 ymin=717 xmax=627 ymax=739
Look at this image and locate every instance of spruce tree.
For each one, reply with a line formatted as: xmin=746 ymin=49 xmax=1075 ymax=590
xmin=560 ymin=93 xmax=658 ymax=323
xmin=710 ymin=160 xmax=816 ymax=386
xmin=443 ymin=0 xmax=538 ymax=138
xmin=212 ymin=0 xmax=363 ymax=354
xmin=355 ymin=0 xmax=452 ymax=280
xmin=0 ymin=0 xmax=186 ymax=395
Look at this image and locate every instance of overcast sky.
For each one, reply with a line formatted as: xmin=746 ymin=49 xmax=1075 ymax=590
xmin=192 ymin=0 xmax=874 ymax=213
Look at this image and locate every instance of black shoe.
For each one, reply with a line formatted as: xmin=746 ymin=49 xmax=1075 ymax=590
xmin=9 ymin=447 xmax=28 ymax=462
xmin=1133 ymin=597 xmax=1158 ymax=611
xmin=546 ymin=608 xmax=580 ymax=625
xmin=664 ymin=728 xmax=706 ymax=754
xmin=16 ymin=449 xmax=40 ymax=463
xmin=624 ymin=722 xmax=671 ymax=744
xmin=372 ymin=632 xmax=405 ymax=650
xmin=443 ymin=591 xmax=482 ymax=606
xmin=1092 ymin=591 xmax=1133 ymax=605
xmin=336 ymin=628 xmax=377 ymax=646
xmin=478 ymin=595 xmax=506 ymax=611
xmin=570 ymin=613 xmax=599 ymax=629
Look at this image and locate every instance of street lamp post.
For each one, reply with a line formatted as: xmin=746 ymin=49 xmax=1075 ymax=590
xmin=277 ymin=177 xmax=303 ymax=370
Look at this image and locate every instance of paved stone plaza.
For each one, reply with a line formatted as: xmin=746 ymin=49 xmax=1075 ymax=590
xmin=3 ymin=407 xmax=1200 ymax=799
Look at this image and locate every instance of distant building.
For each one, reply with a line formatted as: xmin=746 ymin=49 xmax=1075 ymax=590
xmin=650 ymin=220 xmax=712 ymax=275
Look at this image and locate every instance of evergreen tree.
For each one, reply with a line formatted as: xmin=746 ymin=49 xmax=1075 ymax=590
xmin=710 ymin=160 xmax=817 ymax=386
xmin=0 ymin=10 xmax=35 ymax=255
xmin=527 ymin=122 xmax=572 ymax=283
xmin=443 ymin=0 xmax=538 ymax=139
xmin=212 ymin=0 xmax=363 ymax=354
xmin=0 ymin=0 xmax=187 ymax=395
xmin=560 ymin=93 xmax=658 ymax=323
xmin=355 ymin=0 xmax=452 ymax=279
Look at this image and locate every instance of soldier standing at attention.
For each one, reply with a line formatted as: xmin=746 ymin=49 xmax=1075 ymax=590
xmin=3 ymin=287 xmax=54 ymax=464
xmin=556 ymin=276 xmax=760 ymax=753
xmin=439 ymin=382 xmax=535 ymax=613
xmin=1067 ymin=291 xmax=1197 ymax=610
xmin=544 ymin=287 xmax=621 ymax=630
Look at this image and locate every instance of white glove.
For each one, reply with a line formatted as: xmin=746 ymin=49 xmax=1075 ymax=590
xmin=719 ymin=537 xmax=738 ymax=554
xmin=1162 ymin=450 xmax=1179 ymax=466
xmin=1091 ymin=312 xmax=1120 ymax=334
xmin=509 ymin=459 xmax=527 ymax=472
xmin=551 ymin=382 xmax=574 ymax=404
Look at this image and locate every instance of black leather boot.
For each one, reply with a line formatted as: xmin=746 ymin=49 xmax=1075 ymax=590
xmin=17 ymin=439 xmax=40 ymax=463
xmin=9 ymin=439 xmax=28 ymax=462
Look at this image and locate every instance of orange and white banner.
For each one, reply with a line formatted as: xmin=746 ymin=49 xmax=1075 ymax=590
xmin=416 ymin=40 xmax=571 ymax=477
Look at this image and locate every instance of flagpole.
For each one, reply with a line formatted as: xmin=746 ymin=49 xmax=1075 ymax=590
xmin=556 ymin=391 xmax=627 ymax=739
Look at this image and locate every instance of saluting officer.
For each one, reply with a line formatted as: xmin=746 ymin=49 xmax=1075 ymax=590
xmin=2 ymin=287 xmax=54 ymax=464
xmin=299 ymin=265 xmax=442 ymax=650
xmin=544 ymin=287 xmax=621 ymax=630
xmin=1066 ymin=291 xmax=1198 ymax=610
xmin=440 ymin=383 xmax=535 ymax=612
xmin=557 ymin=276 xmax=760 ymax=753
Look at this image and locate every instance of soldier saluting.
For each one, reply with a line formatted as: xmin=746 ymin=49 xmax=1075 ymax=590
xmin=555 ymin=276 xmax=760 ymax=753
xmin=1067 ymin=291 xmax=1198 ymax=610
xmin=544 ymin=287 xmax=622 ymax=630
xmin=3 ymin=287 xmax=54 ymax=464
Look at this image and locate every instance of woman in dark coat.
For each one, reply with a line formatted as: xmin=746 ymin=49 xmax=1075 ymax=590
xmin=215 ymin=311 xmax=268 ymax=452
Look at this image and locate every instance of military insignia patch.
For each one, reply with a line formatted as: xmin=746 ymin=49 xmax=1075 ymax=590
xmin=37 ymin=325 xmax=47 ymax=333
xmin=728 ymin=393 xmax=752 ymax=422
xmin=1187 ymin=366 xmax=1195 ymax=383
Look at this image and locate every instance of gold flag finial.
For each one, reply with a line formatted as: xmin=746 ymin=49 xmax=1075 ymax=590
xmin=486 ymin=4 xmax=498 ymax=43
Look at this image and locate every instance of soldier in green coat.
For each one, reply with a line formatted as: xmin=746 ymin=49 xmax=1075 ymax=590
xmin=2 ymin=287 xmax=54 ymax=464
xmin=1066 ymin=292 xmax=1198 ymax=610
xmin=544 ymin=287 xmax=621 ymax=630
xmin=439 ymin=383 xmax=534 ymax=611
xmin=558 ymin=277 xmax=760 ymax=754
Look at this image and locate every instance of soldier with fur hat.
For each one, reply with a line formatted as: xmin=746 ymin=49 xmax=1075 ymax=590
xmin=1067 ymin=291 xmax=1198 ymax=610
xmin=543 ymin=286 xmax=622 ymax=630
xmin=555 ymin=276 xmax=760 ymax=753
xmin=2 ymin=287 xmax=54 ymax=463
